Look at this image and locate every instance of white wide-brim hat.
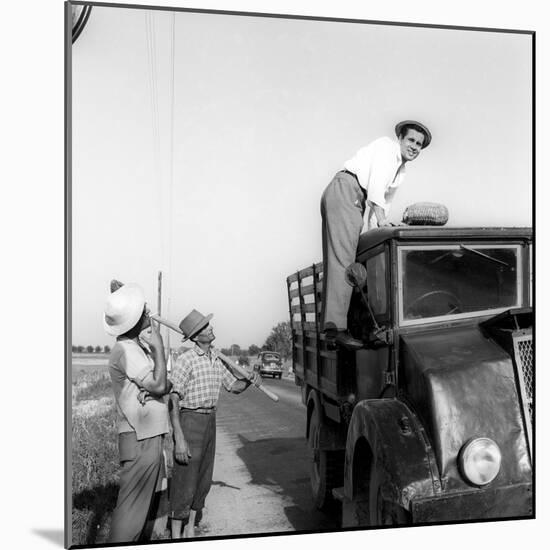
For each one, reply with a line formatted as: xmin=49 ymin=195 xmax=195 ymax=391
xmin=103 ymin=283 xmax=146 ymax=336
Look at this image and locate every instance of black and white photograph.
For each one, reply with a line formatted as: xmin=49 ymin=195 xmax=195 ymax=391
xmin=64 ymin=2 xmax=538 ymax=549
xmin=4 ymin=0 xmax=539 ymax=549
xmin=65 ymin=1 xmax=536 ymax=548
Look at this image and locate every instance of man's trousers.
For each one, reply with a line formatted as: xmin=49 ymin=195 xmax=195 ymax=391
xmin=170 ymin=410 xmax=216 ymax=521
xmin=320 ymin=171 xmax=366 ymax=331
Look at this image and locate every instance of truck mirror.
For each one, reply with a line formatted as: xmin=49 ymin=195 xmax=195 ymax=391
xmin=345 ymin=262 xmax=367 ymax=288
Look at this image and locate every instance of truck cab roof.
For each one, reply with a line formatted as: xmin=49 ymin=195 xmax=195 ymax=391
xmin=357 ymin=226 xmax=532 ymax=255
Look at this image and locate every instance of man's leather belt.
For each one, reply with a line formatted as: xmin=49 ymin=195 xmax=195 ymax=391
xmin=181 ymin=406 xmax=216 ymax=414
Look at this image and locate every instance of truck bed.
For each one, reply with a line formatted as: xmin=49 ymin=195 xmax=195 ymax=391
xmin=287 ymin=263 xmax=355 ymax=405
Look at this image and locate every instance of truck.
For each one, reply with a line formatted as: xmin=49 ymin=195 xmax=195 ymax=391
xmin=286 ymin=226 xmax=533 ymax=526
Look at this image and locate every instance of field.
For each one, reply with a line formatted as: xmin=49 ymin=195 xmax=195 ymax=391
xmin=71 ymin=352 xmax=109 ymax=375
xmin=71 ymin=367 xmax=120 ymax=545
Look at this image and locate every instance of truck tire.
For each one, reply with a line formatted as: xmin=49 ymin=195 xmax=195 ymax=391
xmin=345 ymin=440 xmax=410 ymax=527
xmin=308 ymin=410 xmax=342 ymax=511
xmin=368 ymin=461 xmax=411 ymax=526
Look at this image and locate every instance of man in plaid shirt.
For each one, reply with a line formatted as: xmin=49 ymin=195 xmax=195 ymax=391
xmin=168 ymin=309 xmax=259 ymax=538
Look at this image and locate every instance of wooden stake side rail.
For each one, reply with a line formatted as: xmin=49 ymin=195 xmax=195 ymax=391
xmin=286 ymin=262 xmax=323 ymax=284
xmin=291 ymin=321 xmax=318 ymax=332
xmin=290 ymin=303 xmax=318 ymax=314
xmin=286 ymin=266 xmax=324 ymax=325
xmin=288 ymin=282 xmax=321 ymax=299
xmin=287 ymin=263 xmax=327 ymax=395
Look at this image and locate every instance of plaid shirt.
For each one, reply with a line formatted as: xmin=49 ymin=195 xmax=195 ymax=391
xmin=169 ymin=344 xmax=238 ymax=409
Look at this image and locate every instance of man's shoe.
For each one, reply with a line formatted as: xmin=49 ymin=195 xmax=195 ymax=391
xmin=335 ymin=331 xmax=363 ymax=350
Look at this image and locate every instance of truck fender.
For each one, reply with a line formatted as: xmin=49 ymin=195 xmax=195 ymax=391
xmin=344 ymin=399 xmax=441 ymax=510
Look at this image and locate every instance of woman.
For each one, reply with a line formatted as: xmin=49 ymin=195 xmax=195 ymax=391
xmin=103 ymin=281 xmax=171 ymax=543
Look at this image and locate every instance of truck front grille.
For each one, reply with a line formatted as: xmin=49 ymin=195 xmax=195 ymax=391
xmin=512 ymin=330 xmax=533 ymax=458
xmin=515 ymin=336 xmax=533 ymax=421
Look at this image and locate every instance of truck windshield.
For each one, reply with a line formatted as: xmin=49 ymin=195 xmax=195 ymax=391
xmin=398 ymin=244 xmax=522 ymax=325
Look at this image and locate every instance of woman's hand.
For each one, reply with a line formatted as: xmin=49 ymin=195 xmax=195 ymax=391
xmin=146 ymin=318 xmax=164 ymax=350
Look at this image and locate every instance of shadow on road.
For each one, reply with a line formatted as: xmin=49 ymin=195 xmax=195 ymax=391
xmin=212 ymin=480 xmax=241 ymax=490
xmin=235 ymin=434 xmax=340 ymax=532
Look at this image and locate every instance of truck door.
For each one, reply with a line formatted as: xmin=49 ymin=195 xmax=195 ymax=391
xmin=348 ymin=246 xmax=392 ymax=401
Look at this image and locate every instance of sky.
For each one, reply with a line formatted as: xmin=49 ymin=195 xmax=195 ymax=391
xmin=71 ymin=3 xmax=532 ymax=350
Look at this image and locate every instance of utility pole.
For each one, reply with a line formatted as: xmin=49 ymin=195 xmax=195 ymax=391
xmin=157 ymin=271 xmax=168 ymax=355
xmin=157 ymin=271 xmax=162 ymax=317
xmin=157 ymin=270 xmax=172 ymax=360
xmin=151 ymin=270 xmax=169 ymax=537
xmin=166 ymin=297 xmax=171 ymax=356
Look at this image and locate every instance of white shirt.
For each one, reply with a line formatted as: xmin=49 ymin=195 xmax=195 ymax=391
xmin=343 ymin=137 xmax=406 ymax=229
xmin=109 ymin=340 xmax=170 ymax=440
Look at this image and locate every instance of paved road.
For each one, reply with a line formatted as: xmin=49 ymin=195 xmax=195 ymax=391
xmin=192 ymin=374 xmax=340 ymax=538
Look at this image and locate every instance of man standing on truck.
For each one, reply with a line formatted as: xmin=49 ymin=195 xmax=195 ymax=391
xmin=168 ymin=309 xmax=260 ymax=538
xmin=320 ymin=120 xmax=431 ymax=349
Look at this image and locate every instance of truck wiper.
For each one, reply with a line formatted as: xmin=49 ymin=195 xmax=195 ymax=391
xmin=459 ymin=245 xmax=510 ymax=267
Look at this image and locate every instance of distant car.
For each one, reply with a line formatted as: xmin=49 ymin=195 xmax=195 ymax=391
xmin=237 ymin=356 xmax=250 ymax=367
xmin=254 ymin=351 xmax=283 ymax=379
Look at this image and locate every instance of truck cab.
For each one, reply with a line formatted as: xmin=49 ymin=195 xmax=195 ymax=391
xmin=287 ymin=226 xmax=532 ymax=526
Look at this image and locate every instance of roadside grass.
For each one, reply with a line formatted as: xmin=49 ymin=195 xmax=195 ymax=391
xmin=71 ymin=370 xmax=119 ymax=546
xmin=71 ymin=369 xmax=172 ymax=545
xmin=73 ymin=370 xmax=112 ymax=402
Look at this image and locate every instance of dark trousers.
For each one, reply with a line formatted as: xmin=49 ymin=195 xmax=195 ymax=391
xmin=108 ymin=432 xmax=163 ymax=543
xmin=170 ymin=410 xmax=216 ymax=520
xmin=320 ymin=171 xmax=366 ymax=331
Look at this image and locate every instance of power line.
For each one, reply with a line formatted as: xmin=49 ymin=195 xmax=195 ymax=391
xmin=167 ymin=11 xmax=176 ymax=352
xmin=145 ymin=12 xmax=164 ymax=276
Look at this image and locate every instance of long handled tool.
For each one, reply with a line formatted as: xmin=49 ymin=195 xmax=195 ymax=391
xmin=150 ymin=314 xmax=279 ymax=402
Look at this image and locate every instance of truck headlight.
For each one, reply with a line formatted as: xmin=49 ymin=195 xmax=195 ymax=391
xmin=458 ymin=438 xmax=501 ymax=486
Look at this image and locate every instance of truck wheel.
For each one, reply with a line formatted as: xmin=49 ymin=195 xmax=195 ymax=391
xmin=369 ymin=462 xmax=411 ymax=526
xmin=308 ymin=411 xmax=342 ymax=511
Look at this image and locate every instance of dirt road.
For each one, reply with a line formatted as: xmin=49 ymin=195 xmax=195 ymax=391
xmin=190 ymin=375 xmax=339 ymax=538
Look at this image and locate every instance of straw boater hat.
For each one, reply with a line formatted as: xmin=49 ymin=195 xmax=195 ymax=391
xmin=179 ymin=309 xmax=213 ymax=343
xmin=395 ymin=120 xmax=432 ymax=149
xmin=103 ymin=283 xmax=146 ymax=336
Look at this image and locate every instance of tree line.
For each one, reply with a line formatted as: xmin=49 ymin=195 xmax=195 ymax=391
xmin=72 ymin=345 xmax=111 ymax=354
xmin=72 ymin=321 xmax=292 ymax=360
xmin=219 ymin=321 xmax=292 ymax=361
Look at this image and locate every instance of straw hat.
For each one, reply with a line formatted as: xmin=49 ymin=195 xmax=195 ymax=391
xmin=179 ymin=309 xmax=213 ymax=342
xmin=395 ymin=120 xmax=432 ymax=148
xmin=103 ymin=283 xmax=146 ymax=336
